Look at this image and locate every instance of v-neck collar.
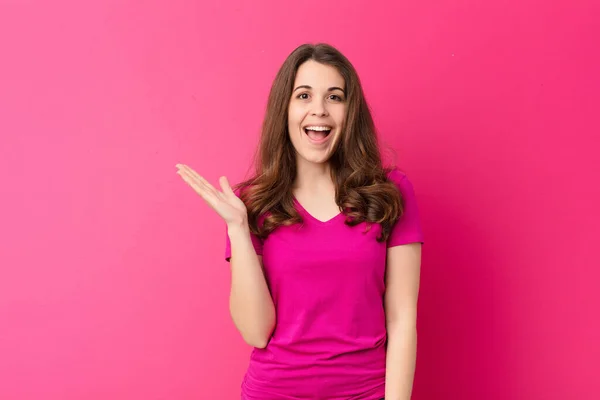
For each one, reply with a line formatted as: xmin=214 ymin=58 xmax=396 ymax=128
xmin=293 ymin=196 xmax=345 ymax=225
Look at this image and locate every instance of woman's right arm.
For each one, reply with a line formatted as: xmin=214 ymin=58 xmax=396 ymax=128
xmin=227 ymin=221 xmax=276 ymax=348
xmin=175 ymin=163 xmax=276 ymax=349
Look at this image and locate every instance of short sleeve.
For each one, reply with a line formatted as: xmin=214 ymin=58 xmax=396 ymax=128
xmin=386 ymin=169 xmax=425 ymax=248
xmin=224 ymin=188 xmax=264 ymax=262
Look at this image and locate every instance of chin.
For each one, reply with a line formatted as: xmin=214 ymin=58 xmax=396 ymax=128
xmin=301 ymin=152 xmax=333 ymax=165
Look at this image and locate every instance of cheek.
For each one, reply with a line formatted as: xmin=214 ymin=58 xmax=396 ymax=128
xmin=334 ymin=108 xmax=347 ymax=128
xmin=288 ymin=106 xmax=304 ymax=124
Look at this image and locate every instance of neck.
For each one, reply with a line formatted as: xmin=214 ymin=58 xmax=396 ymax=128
xmin=293 ymin=158 xmax=333 ymax=192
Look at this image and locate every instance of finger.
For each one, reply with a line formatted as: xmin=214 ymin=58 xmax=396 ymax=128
xmin=176 ymin=165 xmax=215 ymax=197
xmin=177 ymin=165 xmax=228 ymax=206
xmin=180 ymin=165 xmax=221 ymax=198
xmin=177 ymin=169 xmax=219 ymax=206
xmin=176 ymin=168 xmax=204 ymax=193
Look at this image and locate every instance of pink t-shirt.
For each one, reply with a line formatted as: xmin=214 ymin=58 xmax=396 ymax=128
xmin=224 ymin=168 xmax=424 ymax=399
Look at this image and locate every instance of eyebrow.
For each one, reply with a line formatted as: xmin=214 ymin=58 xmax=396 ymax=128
xmin=293 ymin=85 xmax=346 ymax=95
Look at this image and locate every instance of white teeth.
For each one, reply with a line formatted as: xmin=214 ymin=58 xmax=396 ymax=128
xmin=305 ymin=126 xmax=332 ymax=131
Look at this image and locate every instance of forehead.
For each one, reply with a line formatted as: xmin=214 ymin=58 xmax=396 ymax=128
xmin=294 ymin=60 xmax=345 ymax=89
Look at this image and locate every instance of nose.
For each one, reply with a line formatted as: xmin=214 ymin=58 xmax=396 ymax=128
xmin=310 ymin=98 xmax=328 ymax=117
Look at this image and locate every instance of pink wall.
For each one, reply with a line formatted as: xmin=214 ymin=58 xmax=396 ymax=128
xmin=1 ymin=1 xmax=598 ymax=399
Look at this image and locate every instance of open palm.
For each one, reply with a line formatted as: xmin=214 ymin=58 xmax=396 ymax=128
xmin=176 ymin=164 xmax=248 ymax=226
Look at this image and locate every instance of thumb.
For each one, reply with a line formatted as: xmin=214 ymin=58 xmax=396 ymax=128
xmin=219 ymin=176 xmax=234 ymax=195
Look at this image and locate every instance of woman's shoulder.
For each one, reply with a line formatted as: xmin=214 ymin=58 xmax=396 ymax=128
xmin=385 ymin=166 xmax=421 ymax=202
xmin=385 ymin=166 xmax=409 ymax=185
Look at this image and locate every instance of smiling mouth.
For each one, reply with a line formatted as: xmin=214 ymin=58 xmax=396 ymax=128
xmin=304 ymin=127 xmax=332 ymax=143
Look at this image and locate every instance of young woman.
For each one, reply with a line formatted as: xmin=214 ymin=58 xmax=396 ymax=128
xmin=176 ymin=43 xmax=424 ymax=400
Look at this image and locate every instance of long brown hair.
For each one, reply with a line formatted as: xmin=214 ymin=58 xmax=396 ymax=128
xmin=235 ymin=43 xmax=404 ymax=242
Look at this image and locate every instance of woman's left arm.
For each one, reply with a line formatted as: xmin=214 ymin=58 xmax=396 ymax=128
xmin=384 ymin=242 xmax=422 ymax=400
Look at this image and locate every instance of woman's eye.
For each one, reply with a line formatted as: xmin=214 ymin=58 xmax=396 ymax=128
xmin=297 ymin=93 xmax=343 ymax=101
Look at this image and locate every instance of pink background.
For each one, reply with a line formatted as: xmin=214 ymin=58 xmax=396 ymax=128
xmin=1 ymin=0 xmax=598 ymax=399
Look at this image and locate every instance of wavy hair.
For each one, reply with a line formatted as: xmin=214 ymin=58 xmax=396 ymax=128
xmin=235 ymin=43 xmax=404 ymax=242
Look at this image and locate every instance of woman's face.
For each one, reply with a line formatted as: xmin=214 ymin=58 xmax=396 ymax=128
xmin=287 ymin=60 xmax=347 ymax=166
